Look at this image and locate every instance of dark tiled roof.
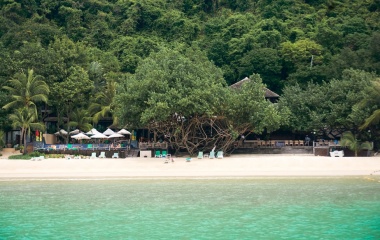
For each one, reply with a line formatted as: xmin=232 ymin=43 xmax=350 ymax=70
xmin=230 ymin=77 xmax=279 ymax=98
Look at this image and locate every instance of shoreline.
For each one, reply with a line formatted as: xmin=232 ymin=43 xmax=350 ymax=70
xmin=1 ymin=153 xmax=380 ymax=179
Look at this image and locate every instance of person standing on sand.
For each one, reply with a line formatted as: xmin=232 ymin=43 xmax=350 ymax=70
xmin=305 ymin=135 xmax=311 ymax=146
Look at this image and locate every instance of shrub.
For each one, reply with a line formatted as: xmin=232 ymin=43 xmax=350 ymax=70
xmin=29 ymin=151 xmax=44 ymax=157
xmin=8 ymin=154 xmax=31 ymax=160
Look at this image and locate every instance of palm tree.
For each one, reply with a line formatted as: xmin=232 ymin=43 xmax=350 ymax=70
xmin=2 ymin=69 xmax=50 ymax=116
xmin=360 ymin=79 xmax=380 ymax=129
xmin=340 ymin=131 xmax=373 ymax=157
xmin=88 ymin=80 xmax=117 ymax=125
xmin=0 ymin=130 xmax=5 ymax=149
xmin=9 ymin=107 xmax=45 ymax=154
xmin=67 ymin=108 xmax=93 ymax=132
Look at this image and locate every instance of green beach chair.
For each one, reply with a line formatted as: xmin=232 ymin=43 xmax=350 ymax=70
xmin=155 ymin=150 xmax=161 ymax=158
xmin=209 ymin=151 xmax=215 ymax=159
xmin=217 ymin=151 xmax=224 ymax=159
xmin=197 ymin=151 xmax=204 ymax=159
xmin=161 ymin=150 xmax=167 ymax=158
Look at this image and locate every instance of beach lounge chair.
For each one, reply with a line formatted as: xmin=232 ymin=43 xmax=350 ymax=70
xmin=197 ymin=151 xmax=204 ymax=159
xmin=31 ymin=156 xmax=44 ymax=161
xmin=99 ymin=152 xmax=106 ymax=158
xmin=155 ymin=150 xmax=161 ymax=158
xmin=90 ymin=152 xmax=97 ymax=159
xmin=217 ymin=151 xmax=224 ymax=159
xmin=161 ymin=150 xmax=167 ymax=158
xmin=330 ymin=150 xmax=344 ymax=157
xmin=112 ymin=152 xmax=119 ymax=158
xmin=67 ymin=144 xmax=78 ymax=151
xmin=209 ymin=151 xmax=215 ymax=159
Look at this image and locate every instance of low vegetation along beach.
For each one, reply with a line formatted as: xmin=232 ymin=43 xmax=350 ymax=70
xmin=1 ymin=151 xmax=380 ymax=179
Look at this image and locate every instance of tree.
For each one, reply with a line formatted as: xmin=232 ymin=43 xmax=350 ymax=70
xmin=9 ymin=107 xmax=45 ymax=154
xmin=50 ymin=66 xmax=93 ymax=143
xmin=340 ymin=131 xmax=372 ymax=157
xmin=67 ymin=108 xmax=93 ymax=133
xmin=114 ymin=46 xmax=229 ymax=154
xmin=279 ymin=69 xmax=375 ymax=137
xmin=115 ymin=47 xmax=286 ymax=154
xmin=0 ymin=130 xmax=4 ymax=149
xmin=89 ymin=80 xmax=117 ymax=125
xmin=360 ymin=78 xmax=380 ymax=129
xmin=2 ymin=69 xmax=49 ymax=117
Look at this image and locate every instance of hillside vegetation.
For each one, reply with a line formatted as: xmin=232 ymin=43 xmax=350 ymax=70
xmin=1 ymin=0 xmax=379 ymax=151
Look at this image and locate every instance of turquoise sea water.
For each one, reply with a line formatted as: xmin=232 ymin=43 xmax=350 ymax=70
xmin=1 ymin=177 xmax=380 ymax=240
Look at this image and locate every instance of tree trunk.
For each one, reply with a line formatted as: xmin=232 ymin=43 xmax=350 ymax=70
xmin=23 ymin=129 xmax=27 ymax=155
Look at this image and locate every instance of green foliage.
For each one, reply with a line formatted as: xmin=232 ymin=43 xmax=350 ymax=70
xmin=114 ymin=46 xmax=226 ymax=128
xmin=89 ymin=80 xmax=116 ymax=124
xmin=279 ymin=69 xmax=375 ymax=136
xmin=8 ymin=154 xmax=31 ymax=160
xmin=2 ymin=69 xmax=50 ymax=116
xmin=1 ymin=0 xmax=380 ymax=148
xmin=360 ymin=78 xmax=380 ymax=130
xmin=228 ymin=74 xmax=288 ymax=134
xmin=9 ymin=107 xmax=45 ymax=153
xmin=68 ymin=108 xmax=93 ymax=132
xmin=340 ymin=131 xmax=373 ymax=157
xmin=0 ymin=130 xmax=4 ymax=148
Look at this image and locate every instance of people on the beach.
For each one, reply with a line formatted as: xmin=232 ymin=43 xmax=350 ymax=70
xmin=305 ymin=135 xmax=311 ymax=146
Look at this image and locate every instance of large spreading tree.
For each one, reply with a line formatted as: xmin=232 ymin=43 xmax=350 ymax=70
xmin=114 ymin=46 xmax=286 ymax=154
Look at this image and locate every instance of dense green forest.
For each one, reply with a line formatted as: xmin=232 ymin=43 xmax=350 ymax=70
xmin=1 ymin=0 xmax=380 ymax=152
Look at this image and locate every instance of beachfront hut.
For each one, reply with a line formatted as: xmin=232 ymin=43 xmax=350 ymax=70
xmin=230 ymin=77 xmax=280 ymax=103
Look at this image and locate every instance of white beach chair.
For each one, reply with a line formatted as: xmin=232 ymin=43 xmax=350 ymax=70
xmin=330 ymin=150 xmax=344 ymax=157
xmin=112 ymin=152 xmax=119 ymax=158
xmin=99 ymin=152 xmax=106 ymax=158
xmin=90 ymin=152 xmax=97 ymax=159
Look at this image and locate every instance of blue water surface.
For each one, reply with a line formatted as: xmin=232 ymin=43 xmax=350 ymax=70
xmin=1 ymin=177 xmax=380 ymax=240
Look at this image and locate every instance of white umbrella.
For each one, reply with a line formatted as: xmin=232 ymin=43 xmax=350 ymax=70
xmin=69 ymin=129 xmax=81 ymax=135
xmin=103 ymin=128 xmax=115 ymax=136
xmin=90 ymin=132 xmax=109 ymax=139
xmin=117 ymin=129 xmax=131 ymax=135
xmin=108 ymin=133 xmax=124 ymax=138
xmin=71 ymin=132 xmax=91 ymax=140
xmin=86 ymin=128 xmax=100 ymax=135
xmin=59 ymin=129 xmax=68 ymax=135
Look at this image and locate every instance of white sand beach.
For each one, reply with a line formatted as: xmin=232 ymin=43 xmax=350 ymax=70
xmin=1 ymin=151 xmax=380 ymax=179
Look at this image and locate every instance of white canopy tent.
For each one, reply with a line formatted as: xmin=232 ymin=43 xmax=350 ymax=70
xmin=103 ymin=128 xmax=115 ymax=136
xmin=117 ymin=129 xmax=131 ymax=135
xmin=108 ymin=133 xmax=124 ymax=138
xmin=71 ymin=132 xmax=91 ymax=140
xmin=69 ymin=129 xmax=81 ymax=135
xmin=90 ymin=132 xmax=109 ymax=139
xmin=86 ymin=128 xmax=100 ymax=135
